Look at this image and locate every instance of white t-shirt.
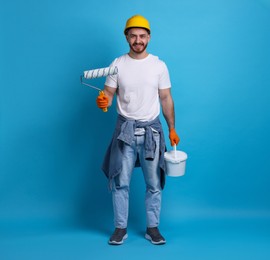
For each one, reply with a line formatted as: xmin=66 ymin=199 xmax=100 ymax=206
xmin=105 ymin=54 xmax=171 ymax=122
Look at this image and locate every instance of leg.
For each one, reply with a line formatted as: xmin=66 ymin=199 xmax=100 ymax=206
xmin=137 ymin=133 xmax=162 ymax=228
xmin=111 ymin=140 xmax=136 ymax=229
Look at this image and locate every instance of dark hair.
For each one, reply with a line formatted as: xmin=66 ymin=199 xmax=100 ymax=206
xmin=124 ymin=27 xmax=151 ymax=36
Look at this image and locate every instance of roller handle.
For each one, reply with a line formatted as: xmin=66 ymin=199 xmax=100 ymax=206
xmin=99 ymin=91 xmax=108 ymax=112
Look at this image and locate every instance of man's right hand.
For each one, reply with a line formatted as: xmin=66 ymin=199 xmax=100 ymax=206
xmin=96 ymin=91 xmax=109 ymax=110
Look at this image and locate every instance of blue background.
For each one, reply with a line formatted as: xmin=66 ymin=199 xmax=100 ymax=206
xmin=1 ymin=0 xmax=270 ymax=259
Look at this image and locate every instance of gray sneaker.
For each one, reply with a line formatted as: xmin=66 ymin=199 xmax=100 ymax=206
xmin=145 ymin=227 xmax=166 ymax=245
xmin=108 ymin=228 xmax=128 ymax=245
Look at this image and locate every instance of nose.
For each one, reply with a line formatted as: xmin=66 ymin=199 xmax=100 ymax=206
xmin=135 ymin=36 xmax=140 ymax=43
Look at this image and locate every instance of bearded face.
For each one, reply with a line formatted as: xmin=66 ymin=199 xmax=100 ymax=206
xmin=126 ymin=28 xmax=150 ymax=55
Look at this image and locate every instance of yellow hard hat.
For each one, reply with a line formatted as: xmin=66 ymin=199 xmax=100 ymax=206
xmin=124 ymin=15 xmax=150 ymax=35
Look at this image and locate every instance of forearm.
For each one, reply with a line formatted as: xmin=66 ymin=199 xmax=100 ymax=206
xmin=161 ymin=95 xmax=175 ymax=130
xmin=103 ymin=85 xmax=116 ymax=107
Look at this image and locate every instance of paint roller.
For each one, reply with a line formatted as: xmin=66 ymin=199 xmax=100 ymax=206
xmin=80 ymin=66 xmax=118 ymax=112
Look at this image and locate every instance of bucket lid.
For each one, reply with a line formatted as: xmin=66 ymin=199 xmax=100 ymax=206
xmin=164 ymin=150 xmax=188 ymax=164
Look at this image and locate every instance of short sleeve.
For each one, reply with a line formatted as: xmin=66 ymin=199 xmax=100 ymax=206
xmin=158 ymin=62 xmax=171 ymax=89
xmin=105 ymin=59 xmax=118 ymax=88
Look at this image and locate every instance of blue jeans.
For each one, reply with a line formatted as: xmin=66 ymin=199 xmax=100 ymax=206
xmin=112 ymin=132 xmax=162 ymax=228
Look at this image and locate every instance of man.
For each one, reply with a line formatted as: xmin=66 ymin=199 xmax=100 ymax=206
xmin=96 ymin=14 xmax=180 ymax=245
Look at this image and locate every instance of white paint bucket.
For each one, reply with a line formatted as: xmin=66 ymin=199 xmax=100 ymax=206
xmin=164 ymin=146 xmax=188 ymax=177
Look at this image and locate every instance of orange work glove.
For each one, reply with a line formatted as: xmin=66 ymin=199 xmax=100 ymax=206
xmin=96 ymin=91 xmax=109 ymax=112
xmin=169 ymin=128 xmax=180 ymax=146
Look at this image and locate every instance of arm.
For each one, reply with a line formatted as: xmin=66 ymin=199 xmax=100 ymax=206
xmin=103 ymin=85 xmax=117 ymax=107
xmin=159 ymin=88 xmax=180 ymax=145
xmin=159 ymin=88 xmax=175 ymax=130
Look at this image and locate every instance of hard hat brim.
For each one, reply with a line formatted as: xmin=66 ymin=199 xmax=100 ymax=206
xmin=124 ymin=27 xmax=151 ymax=35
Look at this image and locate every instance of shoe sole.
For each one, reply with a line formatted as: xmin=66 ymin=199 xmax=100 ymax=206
xmin=145 ymin=234 xmax=166 ymax=245
xmin=108 ymin=234 xmax=128 ymax=245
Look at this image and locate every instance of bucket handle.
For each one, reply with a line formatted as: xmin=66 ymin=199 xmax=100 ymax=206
xmin=173 ymin=144 xmax=177 ymax=159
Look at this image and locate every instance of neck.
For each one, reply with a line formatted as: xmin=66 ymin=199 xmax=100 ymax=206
xmin=128 ymin=50 xmax=149 ymax=60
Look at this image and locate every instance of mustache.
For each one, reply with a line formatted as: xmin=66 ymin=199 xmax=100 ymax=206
xmin=133 ymin=43 xmax=144 ymax=46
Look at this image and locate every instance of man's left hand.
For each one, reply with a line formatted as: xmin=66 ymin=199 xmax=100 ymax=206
xmin=169 ymin=128 xmax=180 ymax=146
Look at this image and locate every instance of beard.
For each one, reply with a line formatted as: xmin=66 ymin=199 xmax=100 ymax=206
xmin=129 ymin=42 xmax=148 ymax=54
